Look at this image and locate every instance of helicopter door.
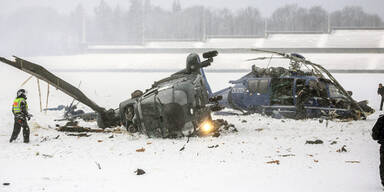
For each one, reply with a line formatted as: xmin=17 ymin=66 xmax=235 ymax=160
xmin=302 ymin=79 xmax=329 ymax=107
xmin=244 ymin=78 xmax=270 ymax=110
xmin=270 ymin=78 xmax=294 ymax=106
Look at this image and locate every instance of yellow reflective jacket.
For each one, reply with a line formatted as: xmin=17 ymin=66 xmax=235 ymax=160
xmin=12 ymin=97 xmax=28 ymax=115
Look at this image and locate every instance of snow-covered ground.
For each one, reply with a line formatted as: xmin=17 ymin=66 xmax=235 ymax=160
xmin=0 ymin=54 xmax=384 ymax=191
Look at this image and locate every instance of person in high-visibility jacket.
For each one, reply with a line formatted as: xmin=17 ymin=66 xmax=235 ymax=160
xmin=10 ymin=89 xmax=32 ymax=143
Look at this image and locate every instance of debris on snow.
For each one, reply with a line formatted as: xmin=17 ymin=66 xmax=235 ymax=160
xmin=336 ymin=145 xmax=348 ymax=153
xmin=136 ymin=148 xmax=145 ymax=152
xmin=40 ymin=137 xmax=49 ymax=143
xmin=266 ymin=160 xmax=280 ymax=165
xmin=95 ymin=162 xmax=102 ymax=170
xmin=305 ymin=139 xmax=324 ymax=144
xmin=40 ymin=135 xmax=61 ymax=142
xmin=213 ymin=119 xmax=237 ymax=132
xmin=65 ymin=121 xmax=78 ymax=126
xmin=66 ymin=133 xmax=91 ymax=137
xmin=58 ymin=126 xmax=103 ymax=133
xmin=330 ymin=141 xmax=337 ymax=145
xmin=57 ymin=122 xmax=125 ymax=134
xmin=179 ymin=137 xmax=190 ymax=151
xmin=42 ymin=154 xmax=53 ymax=158
xmin=345 ymin=161 xmax=360 ymax=163
xmin=279 ymin=154 xmax=295 ymax=157
xmin=208 ymin=145 xmax=219 ymax=148
xmin=135 ymin=169 xmax=146 ymax=175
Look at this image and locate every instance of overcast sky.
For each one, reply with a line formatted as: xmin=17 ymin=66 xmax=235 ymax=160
xmin=1 ymin=0 xmax=383 ymax=18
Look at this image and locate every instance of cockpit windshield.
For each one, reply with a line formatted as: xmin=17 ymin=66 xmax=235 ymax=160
xmin=328 ymin=84 xmax=347 ymax=99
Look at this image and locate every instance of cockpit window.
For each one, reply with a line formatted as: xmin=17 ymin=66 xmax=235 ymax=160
xmin=173 ymin=90 xmax=188 ymax=105
xmin=271 ymin=78 xmax=294 ymax=105
xmin=248 ymin=79 xmax=269 ymax=94
xmin=318 ymin=80 xmax=328 ymax=98
xmin=156 ymin=88 xmax=173 ymax=104
xmin=156 ymin=88 xmax=188 ymax=105
xmin=328 ymin=84 xmax=346 ymax=98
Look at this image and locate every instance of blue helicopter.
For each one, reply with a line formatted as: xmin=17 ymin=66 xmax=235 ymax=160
xmin=201 ymin=49 xmax=374 ymax=120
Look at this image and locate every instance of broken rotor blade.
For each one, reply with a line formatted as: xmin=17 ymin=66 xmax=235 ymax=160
xmin=245 ymin=56 xmax=287 ymax=61
xmin=0 ymin=56 xmax=106 ymax=114
xmin=250 ymin=49 xmax=287 ymax=57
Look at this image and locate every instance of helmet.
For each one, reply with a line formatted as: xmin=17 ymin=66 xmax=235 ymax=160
xmin=17 ymin=89 xmax=27 ymax=99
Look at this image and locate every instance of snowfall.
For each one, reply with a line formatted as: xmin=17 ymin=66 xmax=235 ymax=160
xmin=0 ymin=53 xmax=384 ymax=192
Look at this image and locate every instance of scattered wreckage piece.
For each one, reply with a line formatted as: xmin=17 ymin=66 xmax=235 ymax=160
xmin=66 ymin=133 xmax=91 ymax=137
xmin=57 ymin=121 xmax=123 ymax=133
xmin=209 ymin=49 xmax=374 ymax=120
xmin=266 ymin=160 xmax=280 ymax=165
xmin=336 ymin=145 xmax=348 ymax=153
xmin=345 ymin=160 xmax=360 ymax=164
xmin=58 ymin=126 xmax=104 ymax=133
xmin=134 ymin=168 xmax=146 ymax=175
xmin=305 ymin=139 xmax=324 ymax=144
xmin=55 ymin=112 xmax=98 ymax=122
xmin=0 ymin=51 xmax=219 ymax=138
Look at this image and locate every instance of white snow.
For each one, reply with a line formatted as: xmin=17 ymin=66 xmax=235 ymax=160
xmin=0 ymin=54 xmax=384 ymax=191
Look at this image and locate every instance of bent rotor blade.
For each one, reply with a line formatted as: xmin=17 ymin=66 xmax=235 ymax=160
xmin=0 ymin=56 xmax=106 ymax=114
xmin=250 ymin=49 xmax=287 ymax=57
xmin=246 ymin=56 xmax=287 ymax=61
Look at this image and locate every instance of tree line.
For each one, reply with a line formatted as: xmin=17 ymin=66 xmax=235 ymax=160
xmin=0 ymin=0 xmax=383 ymax=55
xmin=86 ymin=0 xmax=383 ymax=42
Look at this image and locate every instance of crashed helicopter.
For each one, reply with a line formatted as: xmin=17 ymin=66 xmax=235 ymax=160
xmin=209 ymin=49 xmax=374 ymax=120
xmin=0 ymin=51 xmax=219 ymax=138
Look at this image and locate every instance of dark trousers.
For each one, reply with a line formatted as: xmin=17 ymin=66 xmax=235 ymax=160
xmin=380 ymin=96 xmax=383 ymax=111
xmin=10 ymin=118 xmax=30 ymax=143
xmin=380 ymin=145 xmax=384 ymax=186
